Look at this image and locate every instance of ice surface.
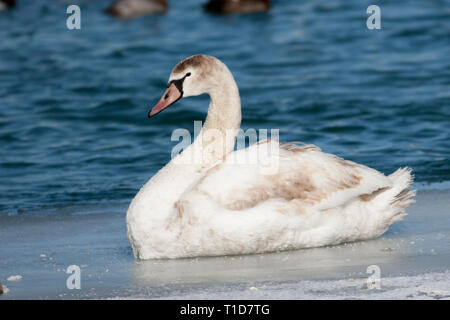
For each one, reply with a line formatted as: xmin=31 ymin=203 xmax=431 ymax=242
xmin=146 ymin=271 xmax=450 ymax=300
xmin=0 ymin=186 xmax=449 ymax=299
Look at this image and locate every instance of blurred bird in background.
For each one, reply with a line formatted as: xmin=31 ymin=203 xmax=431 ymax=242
xmin=105 ymin=0 xmax=168 ymax=19
xmin=0 ymin=0 xmax=16 ymax=11
xmin=204 ymin=0 xmax=271 ymax=14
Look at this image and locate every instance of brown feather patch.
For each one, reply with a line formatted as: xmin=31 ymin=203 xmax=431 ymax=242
xmin=173 ymin=54 xmax=215 ymax=74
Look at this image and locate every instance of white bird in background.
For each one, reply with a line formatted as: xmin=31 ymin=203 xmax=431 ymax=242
xmin=105 ymin=0 xmax=167 ymax=19
xmin=127 ymin=54 xmax=415 ymax=259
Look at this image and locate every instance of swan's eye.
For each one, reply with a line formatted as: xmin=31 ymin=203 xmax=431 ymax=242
xmin=186 ymin=72 xmax=191 ymax=77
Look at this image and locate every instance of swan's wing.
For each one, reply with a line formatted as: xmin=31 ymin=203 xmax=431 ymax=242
xmin=187 ymin=139 xmax=392 ymax=212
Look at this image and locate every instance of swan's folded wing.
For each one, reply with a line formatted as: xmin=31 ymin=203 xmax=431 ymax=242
xmin=188 ymin=139 xmax=393 ymax=212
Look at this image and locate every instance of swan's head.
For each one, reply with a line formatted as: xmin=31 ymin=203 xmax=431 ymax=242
xmin=148 ymin=54 xmax=224 ymax=118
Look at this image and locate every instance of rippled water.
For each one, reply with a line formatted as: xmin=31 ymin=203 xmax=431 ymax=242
xmin=0 ymin=0 xmax=449 ymax=214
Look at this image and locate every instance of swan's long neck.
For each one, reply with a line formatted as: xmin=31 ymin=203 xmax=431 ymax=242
xmin=127 ymin=61 xmax=242 ymax=254
xmin=180 ymin=67 xmax=242 ymax=168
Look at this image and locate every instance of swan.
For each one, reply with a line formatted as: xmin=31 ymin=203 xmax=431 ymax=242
xmin=205 ymin=0 xmax=271 ymax=14
xmin=127 ymin=54 xmax=415 ymax=259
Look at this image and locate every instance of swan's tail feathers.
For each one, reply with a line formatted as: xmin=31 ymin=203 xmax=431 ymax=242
xmin=381 ymin=167 xmax=416 ymax=224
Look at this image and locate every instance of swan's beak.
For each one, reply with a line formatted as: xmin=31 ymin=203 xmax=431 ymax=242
xmin=148 ymin=83 xmax=182 ymax=118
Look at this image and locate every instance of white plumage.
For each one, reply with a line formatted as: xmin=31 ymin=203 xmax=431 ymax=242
xmin=127 ymin=55 xmax=415 ymax=259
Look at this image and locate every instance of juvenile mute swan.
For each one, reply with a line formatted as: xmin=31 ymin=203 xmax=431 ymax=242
xmin=127 ymin=54 xmax=415 ymax=259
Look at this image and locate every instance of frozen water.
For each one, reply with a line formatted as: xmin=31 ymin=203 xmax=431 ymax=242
xmin=0 ymin=186 xmax=449 ymax=299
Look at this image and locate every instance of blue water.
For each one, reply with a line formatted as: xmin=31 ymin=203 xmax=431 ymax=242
xmin=0 ymin=0 xmax=449 ymax=214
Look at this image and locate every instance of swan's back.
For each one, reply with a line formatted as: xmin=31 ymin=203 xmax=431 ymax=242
xmin=163 ymin=139 xmax=415 ymax=258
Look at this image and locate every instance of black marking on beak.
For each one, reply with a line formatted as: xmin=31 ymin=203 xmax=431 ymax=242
xmin=166 ymin=72 xmax=191 ymax=99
